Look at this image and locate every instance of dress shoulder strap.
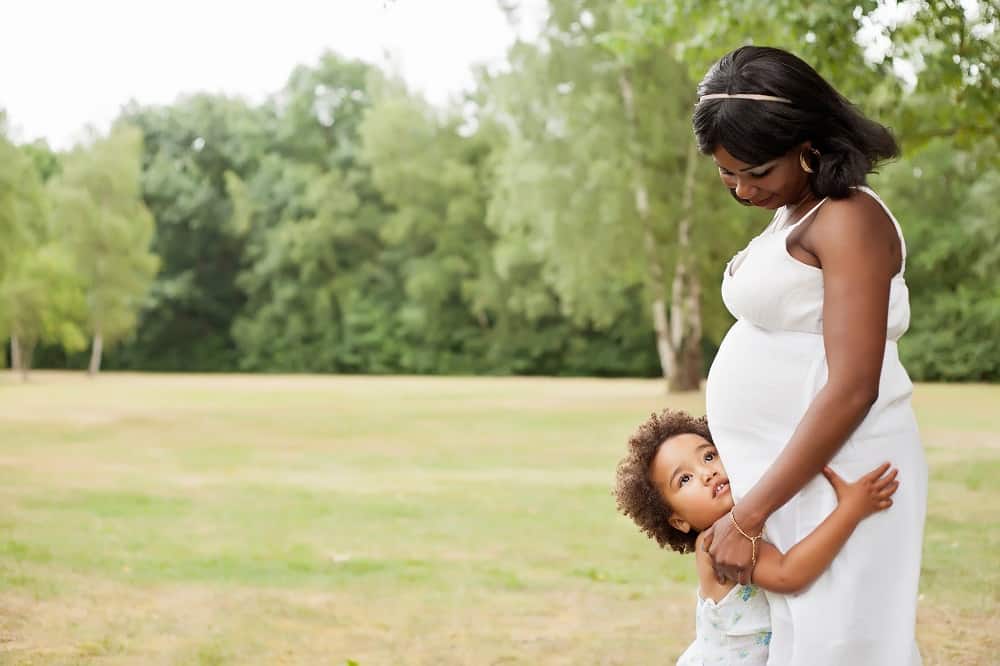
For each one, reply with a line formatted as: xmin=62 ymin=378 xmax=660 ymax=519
xmin=784 ymin=197 xmax=829 ymax=231
xmin=854 ymin=185 xmax=908 ymax=273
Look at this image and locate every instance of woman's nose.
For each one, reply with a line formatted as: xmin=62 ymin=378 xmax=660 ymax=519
xmin=734 ymin=178 xmax=756 ymax=200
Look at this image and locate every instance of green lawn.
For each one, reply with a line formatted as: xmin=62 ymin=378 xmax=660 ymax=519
xmin=0 ymin=372 xmax=996 ymax=665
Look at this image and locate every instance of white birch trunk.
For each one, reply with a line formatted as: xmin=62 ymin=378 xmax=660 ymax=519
xmin=88 ymin=330 xmax=103 ymax=376
xmin=668 ymin=139 xmax=704 ymax=392
xmin=19 ymin=342 xmax=33 ymax=382
xmin=10 ymin=336 xmax=21 ymax=372
xmin=619 ymin=69 xmax=676 ymax=386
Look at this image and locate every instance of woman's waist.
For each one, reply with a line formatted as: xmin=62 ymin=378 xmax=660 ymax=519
xmin=708 ymin=320 xmax=911 ymax=395
xmin=720 ymin=317 xmax=906 ymax=343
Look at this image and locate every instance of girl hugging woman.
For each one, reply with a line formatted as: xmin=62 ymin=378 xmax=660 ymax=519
xmin=615 ymin=409 xmax=899 ymax=665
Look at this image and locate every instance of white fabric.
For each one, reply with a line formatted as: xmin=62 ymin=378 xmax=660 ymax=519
xmin=676 ymin=584 xmax=772 ymax=665
xmin=705 ymin=187 xmax=928 ymax=665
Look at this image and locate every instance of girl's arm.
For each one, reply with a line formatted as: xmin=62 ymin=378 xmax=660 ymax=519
xmin=706 ymin=195 xmax=902 ymax=583
xmin=751 ymin=463 xmax=898 ymax=594
xmin=694 ymin=532 xmax=736 ymax=603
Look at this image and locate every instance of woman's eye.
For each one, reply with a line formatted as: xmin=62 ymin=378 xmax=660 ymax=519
xmin=750 ymin=169 xmax=771 ymax=178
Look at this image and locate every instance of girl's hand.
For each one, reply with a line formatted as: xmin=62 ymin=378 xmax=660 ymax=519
xmin=703 ymin=506 xmax=763 ymax=585
xmin=822 ymin=462 xmax=898 ymax=521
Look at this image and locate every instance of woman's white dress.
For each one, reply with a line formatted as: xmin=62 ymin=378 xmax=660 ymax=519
xmin=705 ymin=187 xmax=928 ymax=665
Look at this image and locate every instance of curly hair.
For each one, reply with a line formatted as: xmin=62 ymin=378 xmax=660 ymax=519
xmin=614 ymin=409 xmax=713 ymax=554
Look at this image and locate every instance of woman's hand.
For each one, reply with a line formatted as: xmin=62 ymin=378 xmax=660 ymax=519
xmin=703 ymin=506 xmax=765 ymax=585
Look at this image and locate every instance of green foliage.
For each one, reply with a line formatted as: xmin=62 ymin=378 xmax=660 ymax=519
xmin=49 ymin=126 xmax=159 ymax=355
xmin=228 ymin=54 xmax=399 ymax=372
xmin=883 ymin=0 xmax=999 ymax=151
xmin=0 ymin=137 xmax=47 ymax=279
xmin=12 ymin=6 xmax=996 ymax=381
xmin=109 ymin=95 xmax=269 ymax=370
xmin=0 ymin=138 xmax=86 ymax=369
xmin=0 ymin=243 xmax=88 ymax=357
xmin=873 ymin=138 xmax=1000 ymax=381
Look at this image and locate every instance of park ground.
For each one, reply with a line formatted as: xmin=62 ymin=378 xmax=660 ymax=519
xmin=0 ymin=372 xmax=997 ymax=665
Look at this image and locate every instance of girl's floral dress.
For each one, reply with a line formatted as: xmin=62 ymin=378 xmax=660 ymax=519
xmin=676 ymin=584 xmax=772 ymax=665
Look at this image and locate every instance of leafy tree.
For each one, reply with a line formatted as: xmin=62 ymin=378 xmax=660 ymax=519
xmin=113 ymin=95 xmax=268 ymax=370
xmin=229 ymin=54 xmax=399 ymax=372
xmin=485 ymin=0 xmax=753 ymax=389
xmin=359 ymin=77 xmax=500 ymax=373
xmin=873 ymin=137 xmax=1000 ymax=380
xmin=49 ymin=126 xmax=159 ymax=374
xmin=0 ymin=244 xmax=87 ymax=380
xmin=0 ymin=137 xmax=86 ymax=378
xmin=0 ymin=137 xmax=51 ymax=371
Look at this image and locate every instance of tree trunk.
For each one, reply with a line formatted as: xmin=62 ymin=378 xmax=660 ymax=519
xmin=10 ymin=336 xmax=21 ymax=372
xmin=88 ymin=330 xmax=104 ymax=376
xmin=668 ymin=140 xmax=704 ymax=392
xmin=619 ymin=69 xmax=675 ymax=387
xmin=19 ymin=341 xmax=34 ymax=382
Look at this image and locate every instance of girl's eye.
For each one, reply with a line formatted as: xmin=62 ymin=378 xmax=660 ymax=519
xmin=749 ymin=169 xmax=772 ymax=178
xmin=704 ymin=452 xmax=715 ymax=462
xmin=679 ymin=473 xmax=692 ymax=486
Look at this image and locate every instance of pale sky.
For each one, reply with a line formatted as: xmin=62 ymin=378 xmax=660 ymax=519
xmin=0 ymin=0 xmax=545 ymax=149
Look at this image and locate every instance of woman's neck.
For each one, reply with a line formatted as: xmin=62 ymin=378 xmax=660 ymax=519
xmin=783 ymin=189 xmax=820 ymax=225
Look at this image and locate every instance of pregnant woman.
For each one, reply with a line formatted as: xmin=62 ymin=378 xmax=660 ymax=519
xmin=695 ymin=46 xmax=928 ymax=664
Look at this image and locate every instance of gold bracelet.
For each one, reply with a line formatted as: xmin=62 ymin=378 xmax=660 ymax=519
xmin=730 ymin=509 xmax=762 ymax=585
xmin=729 ymin=508 xmax=763 ymax=542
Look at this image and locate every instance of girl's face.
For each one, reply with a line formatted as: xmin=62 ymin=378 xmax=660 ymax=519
xmin=649 ymin=433 xmax=733 ymax=533
xmin=712 ymin=144 xmax=813 ymax=210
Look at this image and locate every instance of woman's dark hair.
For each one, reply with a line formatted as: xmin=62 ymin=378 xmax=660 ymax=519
xmin=614 ymin=409 xmax=713 ymax=554
xmin=692 ymin=46 xmax=899 ymax=199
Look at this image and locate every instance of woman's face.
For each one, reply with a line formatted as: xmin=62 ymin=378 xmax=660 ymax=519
xmin=712 ymin=144 xmax=812 ymax=210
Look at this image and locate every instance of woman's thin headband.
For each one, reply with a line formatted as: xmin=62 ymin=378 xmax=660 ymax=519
xmin=697 ymin=93 xmax=792 ymax=104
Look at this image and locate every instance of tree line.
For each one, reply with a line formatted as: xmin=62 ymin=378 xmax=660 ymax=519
xmin=2 ymin=1 xmax=997 ymax=385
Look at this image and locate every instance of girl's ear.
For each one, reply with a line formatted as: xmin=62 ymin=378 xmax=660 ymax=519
xmin=668 ymin=514 xmax=692 ymax=533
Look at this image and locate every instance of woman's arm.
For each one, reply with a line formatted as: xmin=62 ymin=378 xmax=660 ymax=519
xmin=752 ymin=463 xmax=898 ymax=594
xmin=706 ymin=195 xmax=903 ymax=583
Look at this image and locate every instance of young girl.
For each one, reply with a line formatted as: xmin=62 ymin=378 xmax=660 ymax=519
xmin=614 ymin=409 xmax=899 ymax=665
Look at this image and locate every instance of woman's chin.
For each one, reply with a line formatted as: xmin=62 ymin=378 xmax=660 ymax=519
xmin=753 ymin=194 xmax=779 ymax=208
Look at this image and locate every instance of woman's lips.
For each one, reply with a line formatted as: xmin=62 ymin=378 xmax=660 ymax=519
xmin=752 ymin=195 xmax=773 ymax=206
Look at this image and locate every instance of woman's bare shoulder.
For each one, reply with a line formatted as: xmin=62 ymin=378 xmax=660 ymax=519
xmin=820 ymin=189 xmax=890 ymax=220
xmin=807 ymin=190 xmax=901 ymax=273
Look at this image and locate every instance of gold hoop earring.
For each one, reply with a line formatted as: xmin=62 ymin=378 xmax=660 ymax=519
xmin=800 ymin=148 xmax=820 ymax=174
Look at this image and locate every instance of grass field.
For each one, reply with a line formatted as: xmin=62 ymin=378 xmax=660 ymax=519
xmin=0 ymin=372 xmax=997 ymax=665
